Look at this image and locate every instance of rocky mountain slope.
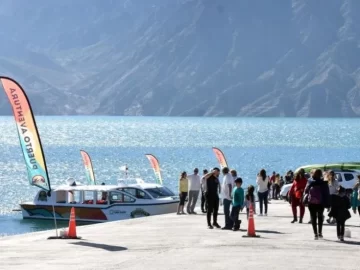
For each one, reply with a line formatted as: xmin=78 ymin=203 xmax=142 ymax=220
xmin=0 ymin=0 xmax=359 ymax=117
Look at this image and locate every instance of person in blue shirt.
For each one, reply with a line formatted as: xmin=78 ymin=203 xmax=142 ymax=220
xmin=231 ymin=177 xmax=244 ymax=231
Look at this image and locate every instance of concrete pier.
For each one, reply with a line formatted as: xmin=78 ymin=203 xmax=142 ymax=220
xmin=1 ymin=201 xmax=360 ymax=270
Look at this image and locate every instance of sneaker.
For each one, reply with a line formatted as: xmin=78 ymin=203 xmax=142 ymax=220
xmin=308 ymin=220 xmax=312 ymax=224
xmin=192 ymin=211 xmax=197 ymax=215
xmin=318 ymin=234 xmax=323 ymax=239
xmin=264 ymin=213 xmax=268 ymax=216
xmin=291 ymin=219 xmax=298 ymax=224
xmin=314 ymin=235 xmax=319 ymax=240
xmin=340 ymin=236 xmax=344 ymax=242
xmin=299 ymin=219 xmax=303 ymax=224
xmin=181 ymin=212 xmax=187 ymax=215
xmin=213 ymin=223 xmax=221 ymax=229
xmin=221 ymin=227 xmax=232 ymax=230
xmin=208 ymin=225 xmax=214 ymax=229
xmin=177 ymin=212 xmax=181 ymax=215
xmin=258 ymin=213 xmax=263 ymax=216
xmin=232 ymin=227 xmax=239 ymax=231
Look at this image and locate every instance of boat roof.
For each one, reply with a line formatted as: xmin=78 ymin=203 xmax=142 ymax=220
xmin=52 ymin=182 xmax=164 ymax=192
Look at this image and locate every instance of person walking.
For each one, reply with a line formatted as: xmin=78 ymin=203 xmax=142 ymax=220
xmin=303 ymin=169 xmax=330 ymax=240
xmin=328 ymin=186 xmax=351 ymax=241
xmin=230 ymin=178 xmax=244 ymax=231
xmin=289 ymin=170 xmax=307 ymax=223
xmin=187 ymin=168 xmax=201 ymax=214
xmin=256 ymin=169 xmax=269 ymax=216
xmin=351 ymin=176 xmax=360 ymax=218
xmin=203 ymin=168 xmax=221 ymax=229
xmin=221 ymin=167 xmax=234 ymax=230
xmin=177 ymin=171 xmax=188 ymax=215
xmin=326 ymin=170 xmax=339 ymax=224
xmin=200 ymin=169 xmax=208 ymax=213
xmin=245 ymin=185 xmax=256 ymax=219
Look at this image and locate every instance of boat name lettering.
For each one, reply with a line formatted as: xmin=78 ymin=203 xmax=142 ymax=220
xmin=110 ymin=210 xmax=126 ymax=215
xmin=10 ymin=87 xmax=38 ymax=170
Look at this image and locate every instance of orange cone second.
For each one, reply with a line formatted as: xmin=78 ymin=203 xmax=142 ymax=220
xmin=66 ymin=207 xmax=77 ymax=238
xmin=247 ymin=203 xmax=256 ymax=236
xmin=242 ymin=202 xmax=259 ymax=238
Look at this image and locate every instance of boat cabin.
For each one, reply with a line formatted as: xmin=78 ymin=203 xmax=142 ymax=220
xmin=34 ymin=183 xmax=176 ymax=206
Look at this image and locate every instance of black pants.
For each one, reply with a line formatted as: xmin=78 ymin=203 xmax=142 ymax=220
xmin=231 ymin=205 xmax=241 ymax=229
xmin=272 ymin=185 xmax=277 ymax=199
xmin=336 ymin=219 xmax=346 ymax=237
xmin=201 ymin=191 xmax=207 ymax=211
xmin=207 ymin=195 xmax=219 ymax=226
xmin=258 ymin=191 xmax=268 ymax=214
xmin=179 ymin=192 xmax=188 ymax=206
xmin=308 ymin=204 xmax=325 ymax=235
xmin=223 ymin=199 xmax=233 ymax=228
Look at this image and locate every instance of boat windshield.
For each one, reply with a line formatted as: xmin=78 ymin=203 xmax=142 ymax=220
xmin=145 ymin=187 xmax=175 ymax=198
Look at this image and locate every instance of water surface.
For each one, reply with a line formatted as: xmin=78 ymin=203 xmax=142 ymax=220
xmin=0 ymin=116 xmax=359 ymax=236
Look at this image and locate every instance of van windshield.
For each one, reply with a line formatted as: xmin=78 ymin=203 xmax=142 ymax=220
xmin=145 ymin=187 xmax=175 ymax=198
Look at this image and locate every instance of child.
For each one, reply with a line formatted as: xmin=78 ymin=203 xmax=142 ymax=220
xmin=230 ymin=178 xmax=244 ymax=231
xmin=245 ymin=185 xmax=256 ymax=219
xmin=328 ymin=186 xmax=351 ymax=241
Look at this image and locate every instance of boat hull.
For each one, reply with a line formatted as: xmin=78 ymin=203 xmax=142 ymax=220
xmin=20 ymin=200 xmax=179 ymax=222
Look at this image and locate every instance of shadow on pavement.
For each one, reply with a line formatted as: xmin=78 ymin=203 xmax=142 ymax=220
xmin=255 ymin=230 xmax=285 ymax=234
xmin=324 ymin=239 xmax=360 ymax=246
xmin=70 ymin=241 xmax=128 ymax=251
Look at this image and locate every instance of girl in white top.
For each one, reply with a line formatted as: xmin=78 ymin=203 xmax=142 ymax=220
xmin=327 ymin=170 xmax=339 ymax=224
xmin=256 ymin=169 xmax=270 ymax=216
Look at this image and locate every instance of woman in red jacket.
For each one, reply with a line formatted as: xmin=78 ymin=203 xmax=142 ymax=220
xmin=289 ymin=169 xmax=307 ymax=223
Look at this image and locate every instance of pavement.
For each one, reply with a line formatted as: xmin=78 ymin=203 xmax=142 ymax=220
xmin=1 ymin=200 xmax=360 ymax=270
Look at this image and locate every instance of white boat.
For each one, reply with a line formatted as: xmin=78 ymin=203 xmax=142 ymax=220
xmin=20 ymin=180 xmax=179 ymax=222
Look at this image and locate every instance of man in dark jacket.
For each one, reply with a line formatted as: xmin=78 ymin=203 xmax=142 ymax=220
xmin=304 ymin=169 xmax=330 ymax=240
xmin=203 ymin=168 xmax=221 ymax=229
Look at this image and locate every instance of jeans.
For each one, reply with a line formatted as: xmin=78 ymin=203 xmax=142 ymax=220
xmin=291 ymin=197 xmax=305 ymax=219
xmin=187 ymin=190 xmax=199 ymax=213
xmin=223 ymin=199 xmax=233 ymax=228
xmin=231 ymin=205 xmax=241 ymax=229
xmin=308 ymin=204 xmax=325 ymax=235
xmin=207 ymin=195 xmax=219 ymax=226
xmin=179 ymin=192 xmax=188 ymax=206
xmin=336 ymin=219 xmax=346 ymax=237
xmin=258 ymin=191 xmax=268 ymax=214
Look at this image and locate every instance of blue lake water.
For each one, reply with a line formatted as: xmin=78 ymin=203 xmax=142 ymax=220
xmin=0 ymin=116 xmax=359 ymax=236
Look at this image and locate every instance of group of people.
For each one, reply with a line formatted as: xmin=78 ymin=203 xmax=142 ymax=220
xmin=288 ymin=168 xmax=356 ymax=241
xmin=177 ymin=165 xmax=359 ymax=241
xmin=177 ymin=167 xmax=255 ymax=231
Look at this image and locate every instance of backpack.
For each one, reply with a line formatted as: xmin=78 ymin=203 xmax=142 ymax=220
xmin=308 ymin=185 xmax=322 ymax=205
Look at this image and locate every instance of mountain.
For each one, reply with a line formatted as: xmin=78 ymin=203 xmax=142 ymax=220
xmin=0 ymin=0 xmax=360 ymax=117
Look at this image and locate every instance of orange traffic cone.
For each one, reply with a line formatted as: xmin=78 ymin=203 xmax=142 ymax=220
xmin=243 ymin=203 xmax=260 ymax=238
xmin=65 ymin=207 xmax=81 ymax=239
